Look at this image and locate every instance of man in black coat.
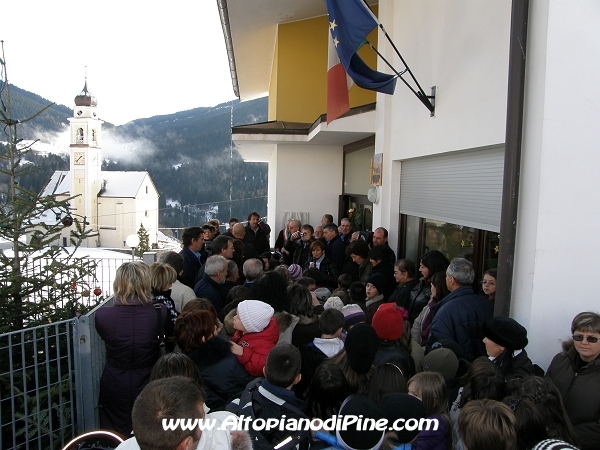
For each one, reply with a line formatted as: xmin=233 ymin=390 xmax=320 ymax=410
xmin=244 ymin=211 xmax=270 ymax=255
xmin=179 ymin=226 xmax=204 ymax=289
xmin=323 ymin=223 xmax=346 ymax=272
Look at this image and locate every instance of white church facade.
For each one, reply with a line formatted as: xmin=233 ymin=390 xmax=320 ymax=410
xmin=40 ymin=82 xmax=159 ymax=249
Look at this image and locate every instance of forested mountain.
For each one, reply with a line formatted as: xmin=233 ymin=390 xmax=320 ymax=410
xmin=0 ymin=82 xmax=268 ymax=232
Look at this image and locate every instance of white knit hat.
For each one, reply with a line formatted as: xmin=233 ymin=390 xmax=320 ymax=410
xmin=237 ymin=300 xmax=274 ymax=333
xmin=323 ymin=296 xmax=344 ymax=311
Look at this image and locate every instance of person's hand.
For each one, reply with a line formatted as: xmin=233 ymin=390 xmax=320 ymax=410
xmin=311 ymin=292 xmax=320 ymax=306
xmin=230 ymin=342 xmax=244 ymax=355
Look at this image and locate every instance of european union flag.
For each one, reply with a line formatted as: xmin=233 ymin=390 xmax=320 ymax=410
xmin=324 ymin=0 xmax=396 ymax=95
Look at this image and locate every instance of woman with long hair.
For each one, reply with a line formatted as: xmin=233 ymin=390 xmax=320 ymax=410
xmin=409 ymin=251 xmax=449 ymax=324
xmin=411 ymin=270 xmax=450 ymax=346
xmin=407 ymin=372 xmax=452 ymax=449
xmin=95 ymin=261 xmax=169 ymax=435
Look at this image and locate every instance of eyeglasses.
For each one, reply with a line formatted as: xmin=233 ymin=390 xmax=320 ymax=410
xmin=481 ymin=280 xmax=496 ymax=286
xmin=572 ymin=334 xmax=599 ymax=343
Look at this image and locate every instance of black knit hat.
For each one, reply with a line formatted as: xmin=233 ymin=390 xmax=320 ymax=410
xmin=366 ymin=273 xmax=386 ymax=296
xmin=482 ymin=316 xmax=528 ymax=350
xmin=380 ymin=393 xmax=427 ymax=444
xmin=344 ymin=323 xmax=379 ymax=374
xmin=336 ymin=395 xmax=385 ymax=450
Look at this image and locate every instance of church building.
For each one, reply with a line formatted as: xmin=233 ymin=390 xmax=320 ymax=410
xmin=40 ymin=81 xmax=159 ymax=249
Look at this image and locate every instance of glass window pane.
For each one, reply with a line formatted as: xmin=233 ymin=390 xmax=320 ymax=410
xmin=404 ymin=215 xmax=420 ymax=262
xmin=423 ymin=219 xmax=474 ymax=262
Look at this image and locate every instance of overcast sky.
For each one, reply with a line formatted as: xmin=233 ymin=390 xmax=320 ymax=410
xmin=2 ymin=1 xmax=237 ymax=125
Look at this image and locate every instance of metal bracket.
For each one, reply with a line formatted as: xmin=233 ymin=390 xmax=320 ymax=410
xmin=427 ymin=86 xmax=436 ymax=117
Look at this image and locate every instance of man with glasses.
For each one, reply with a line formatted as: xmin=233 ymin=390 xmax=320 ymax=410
xmin=283 ymin=223 xmax=315 ymax=268
xmin=425 ymin=258 xmax=493 ymax=361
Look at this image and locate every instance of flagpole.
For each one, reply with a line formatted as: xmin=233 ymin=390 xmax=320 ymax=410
xmin=360 ymin=0 xmax=435 ymax=114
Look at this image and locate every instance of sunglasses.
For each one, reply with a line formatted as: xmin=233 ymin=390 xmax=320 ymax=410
xmin=572 ymin=334 xmax=599 ymax=343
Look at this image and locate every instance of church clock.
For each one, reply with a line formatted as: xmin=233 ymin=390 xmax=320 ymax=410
xmin=74 ymin=152 xmax=85 ymax=165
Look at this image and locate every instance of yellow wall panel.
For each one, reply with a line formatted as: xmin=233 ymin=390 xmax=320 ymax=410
xmin=270 ymin=7 xmax=379 ymax=123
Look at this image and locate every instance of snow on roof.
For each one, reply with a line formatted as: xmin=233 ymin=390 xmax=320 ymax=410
xmin=99 ymin=171 xmax=149 ymax=198
xmin=41 ymin=171 xmax=70 ymax=196
xmin=41 ymin=170 xmax=152 ymax=198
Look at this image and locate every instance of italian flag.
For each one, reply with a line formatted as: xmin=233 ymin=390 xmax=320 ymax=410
xmin=327 ymin=33 xmax=352 ymax=124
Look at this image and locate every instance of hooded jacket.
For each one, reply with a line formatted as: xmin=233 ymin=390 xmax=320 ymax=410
xmin=546 ymin=340 xmax=600 ymax=449
xmin=232 ymin=316 xmax=279 ymax=377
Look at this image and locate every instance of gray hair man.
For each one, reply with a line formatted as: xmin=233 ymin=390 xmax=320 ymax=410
xmin=426 ymin=258 xmax=493 ymax=361
xmin=193 ymin=255 xmax=228 ymax=313
xmin=243 ymin=258 xmax=264 ymax=287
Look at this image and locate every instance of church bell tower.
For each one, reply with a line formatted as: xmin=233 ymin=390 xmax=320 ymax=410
xmin=68 ymin=79 xmax=103 ymax=237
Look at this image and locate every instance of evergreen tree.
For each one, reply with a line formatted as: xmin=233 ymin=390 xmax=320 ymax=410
xmin=136 ymin=223 xmax=150 ymax=257
xmin=0 ymin=45 xmax=98 ymax=332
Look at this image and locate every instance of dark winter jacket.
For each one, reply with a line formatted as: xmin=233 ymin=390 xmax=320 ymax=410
xmin=426 ymin=286 xmax=493 ymax=362
xmin=186 ymin=336 xmax=255 ymax=411
xmin=409 ymin=278 xmax=432 ymax=323
xmin=546 ymin=340 xmax=600 ymax=449
xmin=295 ymin=344 xmax=327 ymax=400
xmin=232 ymin=316 xmax=279 ymax=377
xmin=179 ymin=246 xmax=202 ymax=289
xmin=291 ymin=313 xmax=321 ymax=349
xmin=244 ymin=225 xmax=270 ymax=255
xmin=306 ymin=255 xmax=339 ymax=290
xmin=325 ymin=235 xmax=346 ymax=271
xmin=357 ymin=259 xmax=373 ymax=284
xmin=370 ymin=261 xmax=396 ymax=299
xmin=295 ymin=338 xmax=345 ymax=399
xmin=390 ymin=278 xmax=421 ymax=314
xmin=365 ymin=294 xmax=386 ymax=324
xmin=95 ymin=296 xmax=168 ymax=435
xmin=492 ymin=348 xmax=539 ymax=381
xmin=285 ymin=237 xmax=315 ymax=268
xmin=194 ymin=274 xmax=226 ymax=314
xmin=227 ymin=378 xmax=310 ymax=450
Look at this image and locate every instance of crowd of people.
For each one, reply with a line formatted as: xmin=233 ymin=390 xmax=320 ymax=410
xmin=93 ymin=213 xmax=600 ymax=450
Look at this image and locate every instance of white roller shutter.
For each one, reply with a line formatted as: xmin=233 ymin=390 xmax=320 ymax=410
xmin=399 ymin=146 xmax=504 ymax=232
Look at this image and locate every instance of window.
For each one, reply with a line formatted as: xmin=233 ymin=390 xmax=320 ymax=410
xmin=401 ymin=214 xmax=498 ymax=285
xmin=92 ymin=129 xmax=97 ymax=141
xmin=77 ymin=128 xmax=84 ymax=144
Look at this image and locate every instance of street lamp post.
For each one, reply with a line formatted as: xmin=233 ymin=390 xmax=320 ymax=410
xmin=125 ymin=234 xmax=140 ymax=260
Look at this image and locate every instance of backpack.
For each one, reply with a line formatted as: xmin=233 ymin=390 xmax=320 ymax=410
xmin=227 ymin=379 xmax=311 ymax=450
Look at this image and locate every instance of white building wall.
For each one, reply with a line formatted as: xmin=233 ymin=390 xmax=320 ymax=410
xmin=268 ymin=143 xmax=343 ymax=245
xmin=374 ymin=0 xmax=512 ymax=251
xmin=344 ymin=146 xmax=374 ymax=196
xmin=513 ymin=0 xmax=600 ymax=370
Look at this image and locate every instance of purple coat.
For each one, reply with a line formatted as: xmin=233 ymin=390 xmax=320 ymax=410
xmin=95 ymin=296 xmax=168 ymax=435
xmin=413 ymin=414 xmax=451 ymax=450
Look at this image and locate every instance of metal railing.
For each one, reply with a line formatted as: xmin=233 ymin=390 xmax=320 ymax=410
xmin=0 ymin=255 xmax=131 ymax=450
xmin=73 ymin=296 xmax=114 ymax=433
xmin=0 ymin=319 xmax=77 ymax=450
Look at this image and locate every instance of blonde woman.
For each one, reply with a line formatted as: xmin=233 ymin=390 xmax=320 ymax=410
xmin=95 ymin=261 xmax=169 ymax=435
